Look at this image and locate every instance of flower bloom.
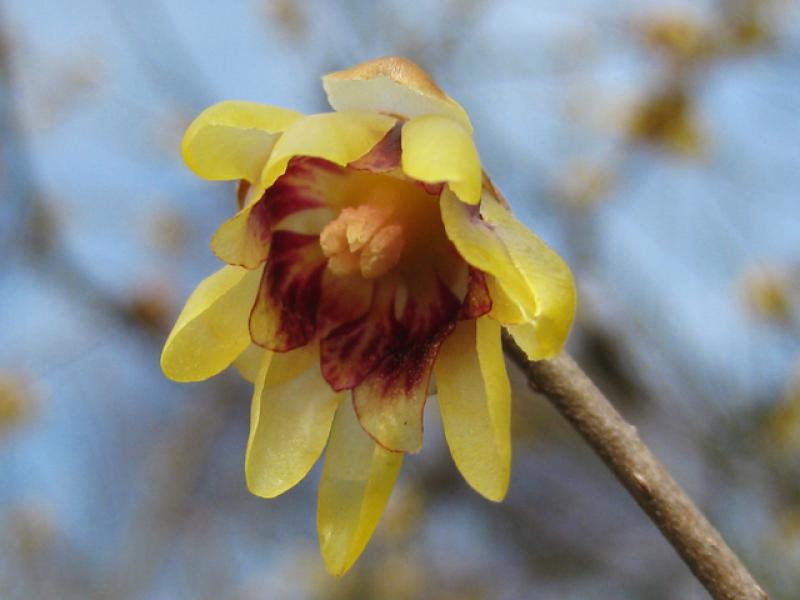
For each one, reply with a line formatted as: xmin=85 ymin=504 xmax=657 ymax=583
xmin=161 ymin=57 xmax=576 ymax=575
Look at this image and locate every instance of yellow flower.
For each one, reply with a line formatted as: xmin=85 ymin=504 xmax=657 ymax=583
xmin=161 ymin=57 xmax=576 ymax=575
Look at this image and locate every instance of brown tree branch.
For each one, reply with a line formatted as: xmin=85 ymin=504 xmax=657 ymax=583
xmin=503 ymin=335 xmax=767 ymax=600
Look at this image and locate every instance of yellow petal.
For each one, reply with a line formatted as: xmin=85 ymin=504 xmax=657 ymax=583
xmin=401 ymin=115 xmax=481 ymax=205
xmin=265 ymin=343 xmax=318 ymax=387
xmin=233 ymin=343 xmax=264 ymax=383
xmin=235 ymin=341 xmax=315 ymax=386
xmin=481 ymin=194 xmax=577 ymax=360
xmin=260 ymin=111 xmax=396 ymax=189
xmin=440 ymin=189 xmax=536 ymax=314
xmin=435 ymin=317 xmax=511 ymax=501
xmin=318 ymin=398 xmax=403 ymax=576
xmin=485 ymin=274 xmax=526 ymax=324
xmin=210 ymin=203 xmax=270 ymax=269
xmin=161 ymin=266 xmax=262 ymax=382
xmin=246 ymin=347 xmax=342 ymax=498
xmin=322 ymin=56 xmax=472 ymax=132
xmin=441 ymin=187 xmax=576 ymax=358
xmin=182 ymin=101 xmax=303 ymax=182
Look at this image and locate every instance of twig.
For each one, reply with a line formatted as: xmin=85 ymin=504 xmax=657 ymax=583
xmin=503 ymin=335 xmax=768 ymax=600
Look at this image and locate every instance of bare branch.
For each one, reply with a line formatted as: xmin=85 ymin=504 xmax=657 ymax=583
xmin=503 ymin=335 xmax=768 ymax=600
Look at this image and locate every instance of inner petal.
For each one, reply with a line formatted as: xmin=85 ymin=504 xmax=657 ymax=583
xmin=349 ymin=273 xmax=463 ymax=453
xmin=249 ymin=231 xmax=327 ymax=352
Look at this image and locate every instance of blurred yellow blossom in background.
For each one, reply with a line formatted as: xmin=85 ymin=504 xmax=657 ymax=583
xmin=739 ymin=263 xmax=798 ymax=325
xmin=0 ymin=372 xmax=36 ymax=434
xmin=766 ymin=359 xmax=800 ymax=449
xmin=633 ymin=10 xmax=717 ymax=64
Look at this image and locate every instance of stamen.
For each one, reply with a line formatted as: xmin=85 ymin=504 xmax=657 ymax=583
xmin=320 ymin=204 xmax=405 ymax=279
xmin=345 ymin=205 xmax=389 ymax=252
xmin=361 ymin=224 xmax=404 ymax=279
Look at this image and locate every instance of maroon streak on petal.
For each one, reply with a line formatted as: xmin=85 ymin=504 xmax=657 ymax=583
xmin=216 ymin=158 xmax=335 ymax=268
xmin=320 ymin=266 xmax=463 ymax=452
xmin=249 ymin=231 xmax=327 ymax=352
xmin=247 ymin=156 xmax=332 ymax=234
xmin=348 ymin=123 xmax=402 ymax=173
xmin=320 ymin=278 xmax=398 ymax=391
xmin=416 ymin=181 xmax=444 ymax=196
xmin=247 ymin=197 xmax=274 ymax=244
xmin=351 ymin=276 xmax=462 ymax=453
xmin=461 ymin=268 xmax=492 ymax=319
xmin=351 ymin=328 xmax=448 ymax=454
xmin=317 ymin=270 xmax=375 ymax=338
xmin=399 ymin=270 xmax=461 ymax=344
xmin=236 ymin=180 xmax=251 ymax=210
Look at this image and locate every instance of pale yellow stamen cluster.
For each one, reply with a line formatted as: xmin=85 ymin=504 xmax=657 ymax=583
xmin=320 ymin=204 xmax=405 ymax=279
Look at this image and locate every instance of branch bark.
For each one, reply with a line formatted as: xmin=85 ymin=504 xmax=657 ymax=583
xmin=503 ymin=336 xmax=767 ymax=600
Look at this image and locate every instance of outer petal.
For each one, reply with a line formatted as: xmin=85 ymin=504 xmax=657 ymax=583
xmin=246 ymin=348 xmax=342 ymax=498
xmin=322 ymin=56 xmax=472 ymax=132
xmin=481 ymin=194 xmax=577 ymax=360
xmin=260 ymin=111 xmax=396 ymax=189
xmin=233 ymin=343 xmax=263 ymax=383
xmin=318 ymin=398 xmax=403 ymax=576
xmin=485 ymin=274 xmax=526 ymax=324
xmin=210 ymin=202 xmax=269 ymax=269
xmin=233 ymin=342 xmax=316 ymax=386
xmin=441 ymin=189 xmax=576 ymax=359
xmin=161 ymin=266 xmax=262 ymax=382
xmin=401 ymin=115 xmax=481 ymax=205
xmin=435 ymin=317 xmax=511 ymax=501
xmin=182 ymin=101 xmax=303 ymax=182
xmin=440 ymin=190 xmax=536 ymax=315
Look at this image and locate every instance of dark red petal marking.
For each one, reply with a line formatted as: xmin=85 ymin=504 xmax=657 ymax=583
xmin=320 ymin=278 xmax=398 ymax=391
xmin=351 ymin=327 xmax=447 ymax=453
xmin=249 ymin=231 xmax=327 ymax=352
xmin=461 ymin=268 xmax=492 ymax=319
xmin=351 ymin=276 xmax=462 ymax=452
xmin=246 ymin=156 xmax=331 ymax=235
xmin=416 ymin=181 xmax=445 ymax=196
xmin=320 ymin=267 xmax=463 ymax=452
xmin=399 ymin=270 xmax=462 ymax=343
xmin=224 ymin=157 xmax=345 ymax=269
xmin=349 ymin=123 xmax=402 ymax=173
xmin=236 ymin=180 xmax=251 ymax=210
xmin=317 ymin=270 xmax=375 ymax=339
xmin=265 ymin=157 xmax=334 ymax=221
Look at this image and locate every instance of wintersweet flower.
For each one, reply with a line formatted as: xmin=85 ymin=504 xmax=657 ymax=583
xmin=161 ymin=57 xmax=576 ymax=575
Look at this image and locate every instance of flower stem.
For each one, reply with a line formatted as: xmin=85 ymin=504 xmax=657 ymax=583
xmin=503 ymin=335 xmax=767 ymax=600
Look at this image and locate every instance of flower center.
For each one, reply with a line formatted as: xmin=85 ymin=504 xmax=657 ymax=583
xmin=319 ymin=203 xmax=406 ymax=279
